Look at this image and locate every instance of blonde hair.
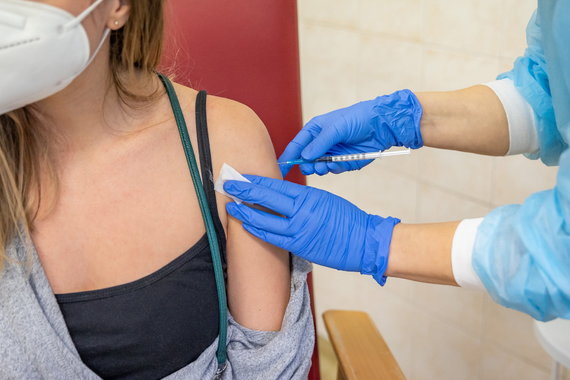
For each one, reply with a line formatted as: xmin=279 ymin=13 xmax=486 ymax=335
xmin=0 ymin=0 xmax=165 ymax=271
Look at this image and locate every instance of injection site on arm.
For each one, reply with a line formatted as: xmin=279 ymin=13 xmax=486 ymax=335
xmin=214 ymin=163 xmax=251 ymax=204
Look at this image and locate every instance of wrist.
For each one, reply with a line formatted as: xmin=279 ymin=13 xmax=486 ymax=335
xmin=387 ymin=222 xmax=459 ymax=285
xmin=372 ymin=89 xmax=424 ymax=149
xmin=361 ymin=214 xmax=401 ymax=285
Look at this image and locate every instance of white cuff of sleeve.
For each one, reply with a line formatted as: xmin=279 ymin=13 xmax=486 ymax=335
xmin=483 ymin=79 xmax=539 ymax=155
xmin=452 ymin=218 xmax=485 ymax=290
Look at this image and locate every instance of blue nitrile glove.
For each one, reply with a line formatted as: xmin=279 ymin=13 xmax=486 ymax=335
xmin=279 ymin=89 xmax=423 ymax=177
xmin=224 ymin=175 xmax=400 ymax=285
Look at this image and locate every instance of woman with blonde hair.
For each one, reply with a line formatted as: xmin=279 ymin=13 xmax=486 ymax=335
xmin=0 ymin=0 xmax=313 ymax=378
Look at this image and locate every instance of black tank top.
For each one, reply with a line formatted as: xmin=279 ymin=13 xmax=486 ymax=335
xmin=55 ymin=90 xmax=227 ymax=379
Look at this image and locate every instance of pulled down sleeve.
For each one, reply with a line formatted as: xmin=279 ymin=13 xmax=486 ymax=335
xmin=224 ymin=256 xmax=314 ymax=379
xmin=166 ymin=256 xmax=315 ymax=380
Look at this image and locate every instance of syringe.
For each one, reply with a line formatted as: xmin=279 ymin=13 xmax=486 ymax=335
xmin=278 ymin=149 xmax=411 ymax=166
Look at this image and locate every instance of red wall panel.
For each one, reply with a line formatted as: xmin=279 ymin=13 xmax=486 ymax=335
xmin=161 ymin=1 xmax=319 ymax=378
xmin=161 ymin=0 xmax=305 ymax=184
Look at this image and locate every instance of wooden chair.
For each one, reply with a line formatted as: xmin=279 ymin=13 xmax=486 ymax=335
xmin=324 ymin=310 xmax=406 ymax=380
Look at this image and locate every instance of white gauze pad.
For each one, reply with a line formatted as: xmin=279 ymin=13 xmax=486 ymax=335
xmin=214 ymin=163 xmax=251 ymax=204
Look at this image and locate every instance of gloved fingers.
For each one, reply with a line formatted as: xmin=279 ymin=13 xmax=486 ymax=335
xmin=299 ymin=163 xmax=316 ymax=176
xmin=284 ymin=164 xmax=297 ymax=178
xmin=315 ymin=159 xmax=372 ymax=175
xmin=314 ymin=162 xmax=331 ymax=176
xmin=226 ymin=203 xmax=293 ymax=236
xmin=328 ymin=162 xmax=346 ymax=174
xmin=278 ymin=129 xmax=318 ymax=177
xmin=278 ymin=129 xmax=316 ymax=162
xmin=242 ymin=223 xmax=295 ymax=252
xmin=242 ymin=174 xmax=308 ymax=198
xmin=359 ymin=159 xmax=374 ymax=169
xmin=347 ymin=159 xmax=374 ymax=171
xmin=302 ymin=119 xmax=344 ymax=161
xmin=279 ymin=163 xmax=293 ymax=178
xmin=223 ymin=180 xmax=295 ymax=217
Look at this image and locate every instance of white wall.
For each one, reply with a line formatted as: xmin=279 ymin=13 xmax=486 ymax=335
xmin=297 ymin=1 xmax=560 ymax=379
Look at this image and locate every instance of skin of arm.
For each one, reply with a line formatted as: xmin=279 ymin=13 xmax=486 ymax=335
xmin=385 ymin=85 xmax=508 ymax=285
xmin=206 ymin=96 xmax=291 ymax=331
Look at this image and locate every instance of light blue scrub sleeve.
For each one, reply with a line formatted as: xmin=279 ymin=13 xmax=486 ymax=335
xmin=473 ymin=152 xmax=570 ymax=321
xmin=474 ymin=6 xmax=570 ymax=321
xmin=497 ymin=11 xmax=567 ymax=166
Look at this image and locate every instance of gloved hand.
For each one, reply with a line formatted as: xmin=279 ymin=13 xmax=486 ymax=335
xmin=280 ymin=89 xmax=423 ymax=177
xmin=224 ymin=175 xmax=400 ymax=285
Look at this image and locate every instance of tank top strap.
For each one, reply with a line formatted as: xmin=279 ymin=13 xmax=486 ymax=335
xmin=195 ymin=91 xmax=227 ymax=259
xmin=157 ymin=74 xmax=228 ymax=368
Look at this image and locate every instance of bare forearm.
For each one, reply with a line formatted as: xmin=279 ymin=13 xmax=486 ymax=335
xmin=386 ymin=222 xmax=460 ymax=285
xmin=390 ymin=86 xmax=507 ymax=284
xmin=417 ymin=85 xmax=509 ymax=156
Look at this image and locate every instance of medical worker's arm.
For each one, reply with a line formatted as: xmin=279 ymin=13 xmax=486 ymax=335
xmin=401 ymin=10 xmax=570 ymax=320
xmin=463 ymin=10 xmax=570 ymax=321
xmin=223 ymin=84 xmax=530 ymax=288
xmin=206 ymin=95 xmax=291 ymax=331
xmin=387 ymin=222 xmax=458 ymax=285
xmin=280 ymin=83 xmax=515 ymax=177
xmin=416 ymin=85 xmax=509 ymax=155
xmin=230 ymin=9 xmax=570 ymax=320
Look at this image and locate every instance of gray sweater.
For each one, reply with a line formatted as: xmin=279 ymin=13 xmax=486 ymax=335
xmin=0 ymin=237 xmax=314 ymax=379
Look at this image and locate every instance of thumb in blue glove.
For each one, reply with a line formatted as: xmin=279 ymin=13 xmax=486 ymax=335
xmin=223 ymin=175 xmax=400 ymax=285
xmin=279 ymin=89 xmax=423 ymax=177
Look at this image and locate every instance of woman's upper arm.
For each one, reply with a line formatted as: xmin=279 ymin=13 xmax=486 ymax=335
xmin=207 ymin=97 xmax=291 ymax=331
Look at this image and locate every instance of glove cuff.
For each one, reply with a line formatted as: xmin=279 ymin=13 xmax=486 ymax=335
xmin=361 ymin=215 xmax=401 ymax=285
xmin=372 ymin=89 xmax=424 ymax=149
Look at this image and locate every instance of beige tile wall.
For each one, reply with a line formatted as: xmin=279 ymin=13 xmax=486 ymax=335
xmin=296 ymin=0 xmax=560 ymax=379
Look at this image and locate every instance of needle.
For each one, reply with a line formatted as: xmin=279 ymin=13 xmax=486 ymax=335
xmin=278 ymin=149 xmax=411 ymax=166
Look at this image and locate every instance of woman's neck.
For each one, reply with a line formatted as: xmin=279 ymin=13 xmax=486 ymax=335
xmin=33 ymin=48 xmax=163 ymax=158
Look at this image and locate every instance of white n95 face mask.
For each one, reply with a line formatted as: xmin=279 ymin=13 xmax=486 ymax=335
xmin=0 ymin=0 xmax=110 ymax=115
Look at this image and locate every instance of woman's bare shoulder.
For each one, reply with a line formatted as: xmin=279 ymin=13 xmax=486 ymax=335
xmin=173 ymin=82 xmax=280 ymax=179
xmin=207 ymin=94 xmax=279 ymax=177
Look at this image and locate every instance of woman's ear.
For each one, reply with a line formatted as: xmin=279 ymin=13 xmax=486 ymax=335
xmin=106 ymin=0 xmax=131 ymax=30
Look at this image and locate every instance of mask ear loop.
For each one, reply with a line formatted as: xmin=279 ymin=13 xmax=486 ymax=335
xmin=61 ymin=0 xmax=110 ymax=70
xmin=62 ymin=0 xmax=106 ymax=31
xmin=84 ymin=27 xmax=110 ymax=68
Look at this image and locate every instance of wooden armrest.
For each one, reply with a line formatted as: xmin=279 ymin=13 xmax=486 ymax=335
xmin=323 ymin=310 xmax=406 ymax=380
